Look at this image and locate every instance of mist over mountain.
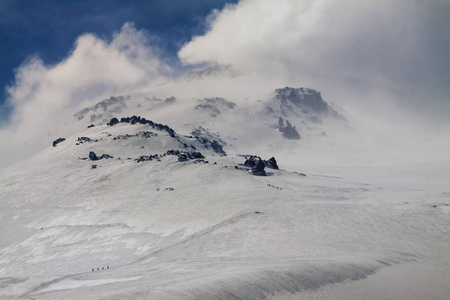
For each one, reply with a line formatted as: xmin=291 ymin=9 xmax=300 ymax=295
xmin=0 ymin=1 xmax=449 ymax=299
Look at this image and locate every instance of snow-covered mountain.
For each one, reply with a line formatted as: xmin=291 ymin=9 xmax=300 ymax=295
xmin=1 ymin=69 xmax=449 ymax=300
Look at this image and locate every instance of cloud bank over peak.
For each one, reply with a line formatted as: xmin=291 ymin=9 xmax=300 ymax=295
xmin=8 ymin=23 xmax=168 ymax=118
xmin=0 ymin=23 xmax=170 ymax=167
xmin=179 ymin=0 xmax=450 ymax=120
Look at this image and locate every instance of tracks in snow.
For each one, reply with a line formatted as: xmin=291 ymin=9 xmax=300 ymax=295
xmin=20 ymin=211 xmax=255 ymax=298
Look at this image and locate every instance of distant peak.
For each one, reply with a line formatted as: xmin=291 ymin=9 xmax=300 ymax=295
xmin=275 ymin=87 xmax=342 ymax=119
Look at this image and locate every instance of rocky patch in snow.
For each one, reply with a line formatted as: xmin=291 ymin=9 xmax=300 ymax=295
xmin=107 ymin=116 xmax=176 ymax=138
xmin=265 ymin=157 xmax=279 ymax=170
xmin=242 ymin=155 xmax=280 ymax=175
xmin=190 ymin=127 xmax=227 ymax=155
xmin=112 ymin=131 xmax=158 ymax=141
xmin=76 ymin=137 xmax=101 ymax=145
xmin=275 ymin=87 xmax=341 ymax=119
xmin=252 ymin=159 xmax=266 ymax=176
xmin=52 ymin=138 xmax=65 ymax=147
xmin=195 ymin=97 xmax=236 ymax=117
xmin=89 ymin=151 xmax=113 ymax=161
xmin=278 ymin=117 xmax=300 ymax=140
xmin=135 ymin=150 xmax=205 ymax=163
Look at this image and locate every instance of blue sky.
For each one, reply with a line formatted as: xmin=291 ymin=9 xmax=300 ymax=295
xmin=0 ymin=0 xmax=238 ymax=121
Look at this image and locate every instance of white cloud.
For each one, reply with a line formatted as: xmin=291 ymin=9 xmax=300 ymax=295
xmin=177 ymin=0 xmax=450 ymax=164
xmin=0 ymin=23 xmax=170 ymax=168
xmin=179 ymin=0 xmax=450 ymax=120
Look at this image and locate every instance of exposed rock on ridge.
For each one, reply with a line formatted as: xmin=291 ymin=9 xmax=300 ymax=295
xmin=276 ymin=87 xmax=336 ymax=116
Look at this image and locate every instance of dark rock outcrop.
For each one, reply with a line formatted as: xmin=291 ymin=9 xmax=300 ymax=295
xmin=137 ymin=150 xmax=205 ymax=163
xmin=136 ymin=154 xmax=160 ymax=163
xmin=278 ymin=117 xmax=300 ymax=140
xmin=89 ymin=151 xmax=99 ymax=161
xmin=191 ymin=127 xmax=227 ymax=155
xmin=89 ymin=152 xmax=112 ymax=161
xmin=252 ymin=159 xmax=266 ymax=176
xmin=137 ymin=131 xmax=157 ymax=138
xmin=244 ymin=156 xmax=259 ymax=167
xmin=108 ymin=116 xmax=176 ymax=138
xmin=108 ymin=117 xmax=119 ymax=126
xmin=77 ymin=137 xmax=92 ymax=144
xmin=210 ymin=140 xmax=225 ymax=155
xmin=52 ymin=138 xmax=65 ymax=147
xmin=178 ymin=151 xmax=205 ymax=162
xmin=264 ymin=157 xmax=279 ymax=170
xmin=243 ymin=155 xmax=278 ymax=174
xmin=192 ymin=135 xmax=226 ymax=155
xmin=275 ymin=87 xmax=343 ymax=119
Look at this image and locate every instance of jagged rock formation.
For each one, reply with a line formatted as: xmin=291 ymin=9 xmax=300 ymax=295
xmin=89 ymin=151 xmax=99 ymax=161
xmin=192 ymin=137 xmax=226 ymax=155
xmin=243 ymin=155 xmax=278 ymax=175
xmin=244 ymin=156 xmax=259 ymax=167
xmin=89 ymin=151 xmax=113 ymax=161
xmin=177 ymin=151 xmax=205 ymax=162
xmin=252 ymin=159 xmax=266 ymax=176
xmin=191 ymin=127 xmax=227 ymax=155
xmin=275 ymin=87 xmax=341 ymax=119
xmin=265 ymin=157 xmax=279 ymax=170
xmin=278 ymin=117 xmax=300 ymax=140
xmin=108 ymin=116 xmax=176 ymax=138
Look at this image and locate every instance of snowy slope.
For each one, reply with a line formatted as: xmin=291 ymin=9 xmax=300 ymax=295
xmin=1 ymin=71 xmax=450 ymax=299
